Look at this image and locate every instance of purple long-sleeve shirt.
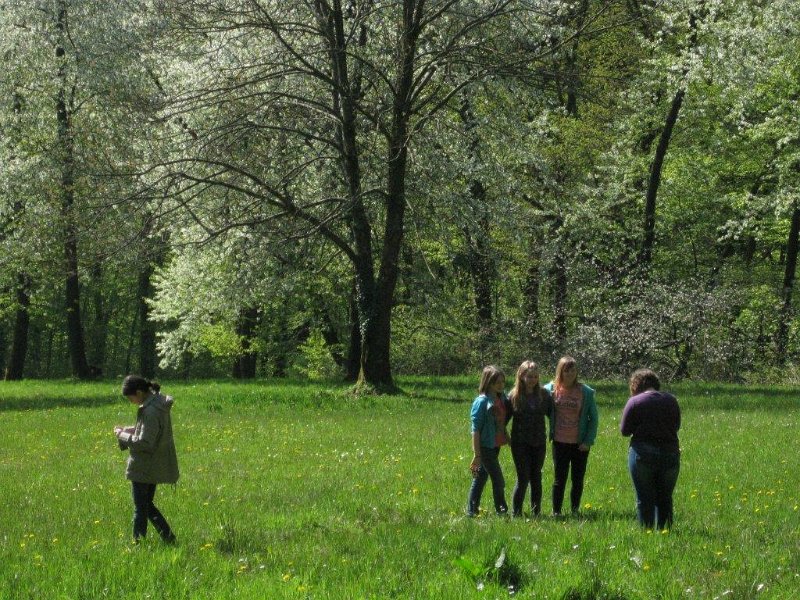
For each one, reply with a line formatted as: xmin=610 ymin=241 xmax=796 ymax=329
xmin=620 ymin=390 xmax=681 ymax=452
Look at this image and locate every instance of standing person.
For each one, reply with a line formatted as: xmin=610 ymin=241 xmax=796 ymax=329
xmin=114 ymin=375 xmax=179 ymax=544
xmin=509 ymin=361 xmax=553 ymax=517
xmin=467 ymin=365 xmax=512 ymax=517
xmin=621 ymin=368 xmax=681 ymax=530
xmin=544 ymin=356 xmax=598 ymax=516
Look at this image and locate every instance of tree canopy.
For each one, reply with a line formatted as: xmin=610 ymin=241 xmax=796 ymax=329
xmin=1 ymin=0 xmax=799 ymax=385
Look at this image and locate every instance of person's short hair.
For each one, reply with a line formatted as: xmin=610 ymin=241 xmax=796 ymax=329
xmin=629 ymin=368 xmax=660 ymax=395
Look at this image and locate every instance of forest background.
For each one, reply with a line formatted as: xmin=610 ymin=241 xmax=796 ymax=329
xmin=1 ymin=0 xmax=799 ymax=389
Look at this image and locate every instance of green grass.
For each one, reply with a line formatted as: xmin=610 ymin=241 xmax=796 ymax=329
xmin=1 ymin=378 xmax=799 ymax=598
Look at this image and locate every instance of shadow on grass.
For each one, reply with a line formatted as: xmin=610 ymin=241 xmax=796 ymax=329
xmin=0 ymin=393 xmax=120 ymax=412
xmin=2 ymin=378 xmax=797 ymax=412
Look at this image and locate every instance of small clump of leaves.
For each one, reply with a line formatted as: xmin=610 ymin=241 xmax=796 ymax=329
xmin=454 ymin=546 xmax=523 ymax=594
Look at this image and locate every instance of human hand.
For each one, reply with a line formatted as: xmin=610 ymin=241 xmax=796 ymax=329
xmin=578 ymin=443 xmax=590 ymax=452
xmin=470 ymin=456 xmax=481 ymax=477
xmin=114 ymin=427 xmax=123 ymax=437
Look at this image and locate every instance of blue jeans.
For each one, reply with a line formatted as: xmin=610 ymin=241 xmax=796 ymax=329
xmin=467 ymin=447 xmax=507 ymax=516
xmin=552 ymin=441 xmax=589 ymax=514
xmin=511 ymin=442 xmax=546 ymax=516
xmin=628 ymin=443 xmax=680 ymax=529
xmin=132 ymin=482 xmax=175 ymax=542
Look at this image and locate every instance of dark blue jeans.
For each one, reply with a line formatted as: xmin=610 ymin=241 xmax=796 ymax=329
xmin=511 ymin=442 xmax=546 ymax=516
xmin=132 ymin=482 xmax=175 ymax=542
xmin=467 ymin=447 xmax=507 ymax=516
xmin=552 ymin=441 xmax=589 ymax=514
xmin=628 ymin=443 xmax=680 ymax=529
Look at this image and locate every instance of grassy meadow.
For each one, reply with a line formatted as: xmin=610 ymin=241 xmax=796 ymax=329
xmin=1 ymin=377 xmax=799 ymax=599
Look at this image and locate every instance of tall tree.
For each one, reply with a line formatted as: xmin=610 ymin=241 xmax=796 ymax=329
xmin=54 ymin=0 xmax=90 ymax=378
xmin=145 ymin=0 xmax=518 ymax=389
xmin=776 ymin=202 xmax=800 ymax=364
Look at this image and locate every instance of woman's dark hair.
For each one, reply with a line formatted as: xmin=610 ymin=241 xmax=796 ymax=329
xmin=121 ymin=375 xmax=160 ymax=396
xmin=629 ymin=369 xmax=660 ymax=395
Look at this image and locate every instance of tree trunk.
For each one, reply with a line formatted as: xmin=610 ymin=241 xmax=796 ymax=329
xmin=640 ymin=12 xmax=697 ymax=268
xmin=552 ymin=241 xmax=568 ymax=346
xmin=124 ymin=300 xmax=139 ymax=375
xmin=468 ymin=205 xmax=494 ymax=340
xmin=88 ymin=262 xmax=108 ymax=376
xmin=0 ymin=324 xmax=6 ymax=377
xmin=776 ymin=201 xmax=800 ymax=364
xmin=345 ymin=283 xmax=361 ymax=382
xmin=640 ymin=86 xmax=685 ymax=267
xmin=321 ymin=0 xmax=384 ymax=388
xmin=321 ymin=0 xmax=421 ymax=390
xmin=56 ymin=2 xmax=90 ymax=380
xmin=137 ymin=226 xmax=169 ymax=378
xmin=459 ymin=92 xmax=494 ymax=352
xmin=4 ymin=272 xmax=31 ymax=380
xmin=357 ymin=1 xmax=421 ymax=390
xmin=523 ymin=241 xmax=541 ymax=343
xmin=137 ymin=266 xmax=157 ymax=378
xmin=232 ymin=306 xmax=259 ymax=379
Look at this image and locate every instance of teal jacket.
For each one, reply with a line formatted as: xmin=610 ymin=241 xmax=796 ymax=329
xmin=543 ymin=382 xmax=598 ymax=447
xmin=470 ymin=393 xmax=512 ymax=449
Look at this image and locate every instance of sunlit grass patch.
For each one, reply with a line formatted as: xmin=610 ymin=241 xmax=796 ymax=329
xmin=1 ymin=378 xmax=798 ymax=598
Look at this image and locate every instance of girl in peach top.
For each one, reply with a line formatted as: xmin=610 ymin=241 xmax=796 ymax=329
xmin=544 ymin=356 xmax=598 ymax=516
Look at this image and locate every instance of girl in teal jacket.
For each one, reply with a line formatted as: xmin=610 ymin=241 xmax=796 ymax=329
xmin=467 ymin=365 xmax=512 ymax=516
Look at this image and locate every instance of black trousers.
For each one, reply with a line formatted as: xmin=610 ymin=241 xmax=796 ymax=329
xmin=132 ymin=482 xmax=175 ymax=542
xmin=552 ymin=441 xmax=589 ymax=514
xmin=511 ymin=442 xmax=546 ymax=516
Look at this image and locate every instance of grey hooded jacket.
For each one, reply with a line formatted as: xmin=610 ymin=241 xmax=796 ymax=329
xmin=118 ymin=393 xmax=179 ymax=484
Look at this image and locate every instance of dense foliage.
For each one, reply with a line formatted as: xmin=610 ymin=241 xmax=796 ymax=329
xmin=1 ymin=0 xmax=799 ymax=384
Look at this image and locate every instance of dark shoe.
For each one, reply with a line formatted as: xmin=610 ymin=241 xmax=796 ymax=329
xmin=162 ymin=533 xmax=177 ymax=545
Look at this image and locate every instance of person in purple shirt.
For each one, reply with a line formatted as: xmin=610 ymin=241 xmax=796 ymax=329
xmin=620 ymin=369 xmax=681 ymax=530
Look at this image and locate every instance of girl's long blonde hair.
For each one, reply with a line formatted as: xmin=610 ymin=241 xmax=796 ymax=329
xmin=554 ymin=355 xmax=578 ymax=396
xmin=478 ymin=365 xmax=505 ymax=396
xmin=509 ymin=360 xmax=541 ymax=412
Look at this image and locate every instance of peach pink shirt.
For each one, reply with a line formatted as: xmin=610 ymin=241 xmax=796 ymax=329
xmin=553 ymin=385 xmax=583 ymax=444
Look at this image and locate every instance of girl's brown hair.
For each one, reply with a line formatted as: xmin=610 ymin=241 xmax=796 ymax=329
xmin=509 ymin=360 xmax=541 ymax=412
xmin=554 ymin=356 xmax=578 ymax=396
xmin=478 ymin=365 xmax=505 ymax=396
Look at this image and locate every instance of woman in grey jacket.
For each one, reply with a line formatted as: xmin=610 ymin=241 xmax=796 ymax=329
xmin=115 ymin=375 xmax=179 ymax=544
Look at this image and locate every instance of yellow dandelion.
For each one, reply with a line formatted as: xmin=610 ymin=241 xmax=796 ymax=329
xmin=282 ymin=573 xmax=292 ymax=582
